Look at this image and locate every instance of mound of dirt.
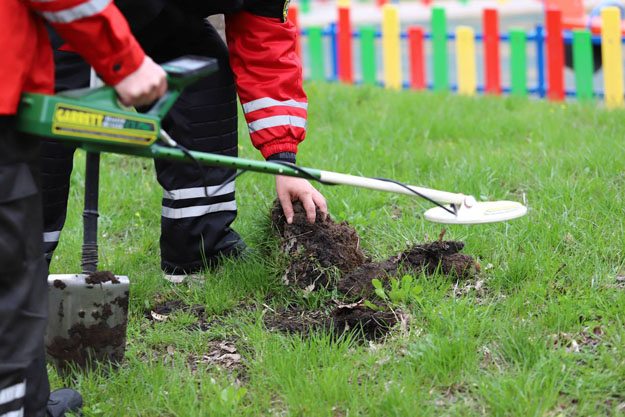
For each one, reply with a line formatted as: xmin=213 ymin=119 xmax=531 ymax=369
xmin=271 ymin=201 xmax=365 ymax=289
xmin=339 ymin=241 xmax=480 ymax=298
xmin=272 ymin=200 xmax=479 ymax=300
xmin=267 ymin=200 xmax=479 ymax=339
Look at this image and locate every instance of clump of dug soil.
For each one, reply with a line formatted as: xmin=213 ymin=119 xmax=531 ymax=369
xmin=339 ymin=240 xmax=480 ymax=299
xmin=271 ymin=201 xmax=365 ymax=290
xmin=268 ymin=200 xmax=480 ymax=340
xmin=85 ymin=270 xmax=120 ymax=284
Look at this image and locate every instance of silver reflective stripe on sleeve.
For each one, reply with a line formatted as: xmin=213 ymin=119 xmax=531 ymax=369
xmin=0 ymin=409 xmax=24 ymax=417
xmin=247 ymin=116 xmax=307 ymax=133
xmin=163 ymin=182 xmax=235 ymax=200
xmin=0 ymin=381 xmax=25 ymax=406
xmin=242 ymin=98 xmax=308 ymax=114
xmin=43 ymin=231 xmax=61 ymax=243
xmin=40 ymin=0 xmax=111 ymax=23
xmin=161 ymin=201 xmax=237 ymax=220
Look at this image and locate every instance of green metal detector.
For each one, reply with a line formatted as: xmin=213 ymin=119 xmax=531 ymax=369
xmin=17 ymin=55 xmax=527 ymax=225
xmin=16 ymin=55 xmax=526 ymax=370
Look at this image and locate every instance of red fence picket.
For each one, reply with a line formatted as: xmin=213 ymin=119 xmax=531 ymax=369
xmin=483 ymin=9 xmax=501 ymax=95
xmin=338 ymin=5 xmax=353 ymax=83
xmin=546 ymin=9 xmax=565 ymax=101
xmin=408 ymin=26 xmax=426 ymax=89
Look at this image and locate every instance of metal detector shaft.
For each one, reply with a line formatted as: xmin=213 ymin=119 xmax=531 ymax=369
xmin=80 ymin=142 xmax=468 ymax=206
xmin=81 ymin=152 xmax=100 ymax=274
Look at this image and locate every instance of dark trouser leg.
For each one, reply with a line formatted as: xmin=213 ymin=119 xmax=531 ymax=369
xmin=40 ymin=26 xmax=86 ymax=265
xmin=41 ymin=141 xmax=75 ymax=263
xmin=153 ymin=22 xmax=243 ymax=274
xmin=0 ymin=117 xmax=49 ymax=417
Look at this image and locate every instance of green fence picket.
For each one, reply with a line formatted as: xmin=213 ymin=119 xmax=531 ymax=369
xmin=431 ymin=8 xmax=448 ymax=91
xmin=573 ymin=30 xmax=594 ymax=100
xmin=301 ymin=0 xmax=310 ymax=13
xmin=360 ymin=25 xmax=377 ymax=85
xmin=509 ymin=29 xmax=527 ymax=97
xmin=308 ymin=26 xmax=325 ymax=81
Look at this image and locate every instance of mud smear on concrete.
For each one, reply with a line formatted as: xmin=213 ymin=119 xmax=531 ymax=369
xmin=268 ymin=201 xmax=479 ymax=340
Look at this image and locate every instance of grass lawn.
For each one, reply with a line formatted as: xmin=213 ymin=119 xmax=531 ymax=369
xmin=48 ymin=82 xmax=625 ymax=416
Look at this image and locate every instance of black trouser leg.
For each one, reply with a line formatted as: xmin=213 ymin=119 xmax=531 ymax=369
xmin=0 ymin=117 xmax=49 ymax=417
xmin=150 ymin=21 xmax=242 ymax=274
xmin=41 ymin=141 xmax=75 ymax=264
xmin=39 ymin=26 xmax=86 ymax=266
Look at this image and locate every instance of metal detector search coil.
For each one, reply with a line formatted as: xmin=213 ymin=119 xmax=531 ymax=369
xmin=424 ymin=200 xmax=528 ymax=225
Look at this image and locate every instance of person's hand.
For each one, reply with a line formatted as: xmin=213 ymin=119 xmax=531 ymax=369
xmin=114 ymin=56 xmax=167 ymax=107
xmin=276 ymin=176 xmax=327 ymax=224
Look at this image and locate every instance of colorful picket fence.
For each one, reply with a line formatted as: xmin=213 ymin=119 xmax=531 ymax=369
xmin=290 ymin=5 xmax=625 ymax=108
xmin=297 ymin=0 xmax=458 ymax=13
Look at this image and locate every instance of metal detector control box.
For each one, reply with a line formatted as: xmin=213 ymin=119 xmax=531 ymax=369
xmin=16 ymin=56 xmax=218 ymax=151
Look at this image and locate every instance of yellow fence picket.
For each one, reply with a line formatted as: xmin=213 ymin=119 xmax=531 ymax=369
xmin=601 ymin=7 xmax=624 ymax=108
xmin=382 ymin=5 xmax=402 ymax=89
xmin=456 ymin=26 xmax=477 ymax=96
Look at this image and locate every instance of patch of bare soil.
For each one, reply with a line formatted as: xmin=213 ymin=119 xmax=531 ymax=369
xmin=264 ymin=301 xmax=401 ymax=341
xmin=273 ymin=202 xmax=478 ymax=299
xmin=144 ymin=202 xmax=479 ymax=344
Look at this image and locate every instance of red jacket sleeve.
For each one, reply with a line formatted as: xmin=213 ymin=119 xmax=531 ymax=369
xmin=25 ymin=0 xmax=145 ymax=86
xmin=226 ymin=11 xmax=307 ymax=160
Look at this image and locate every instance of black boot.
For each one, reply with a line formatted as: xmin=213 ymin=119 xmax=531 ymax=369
xmin=47 ymin=389 xmax=83 ymax=417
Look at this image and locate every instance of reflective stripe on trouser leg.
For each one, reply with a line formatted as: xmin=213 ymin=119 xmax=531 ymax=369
xmin=154 ymin=22 xmax=243 ymax=274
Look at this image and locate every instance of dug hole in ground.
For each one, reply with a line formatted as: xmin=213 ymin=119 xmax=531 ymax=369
xmin=147 ymin=200 xmax=481 ymax=342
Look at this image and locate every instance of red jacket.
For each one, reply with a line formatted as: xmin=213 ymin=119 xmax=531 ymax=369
xmin=0 ymin=0 xmax=144 ymax=115
xmin=227 ymin=11 xmax=307 ymax=159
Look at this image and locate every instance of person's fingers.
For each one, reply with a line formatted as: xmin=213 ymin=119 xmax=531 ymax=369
xmin=312 ymin=191 xmax=328 ymax=221
xmin=277 ymin=187 xmax=295 ymax=224
xmin=114 ymin=57 xmax=167 ymax=107
xmin=301 ymin=192 xmax=317 ymax=223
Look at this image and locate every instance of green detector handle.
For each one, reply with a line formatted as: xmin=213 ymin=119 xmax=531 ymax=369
xmin=151 ymin=55 xmax=219 ymax=119
xmin=16 ymin=55 xmax=218 ymax=146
